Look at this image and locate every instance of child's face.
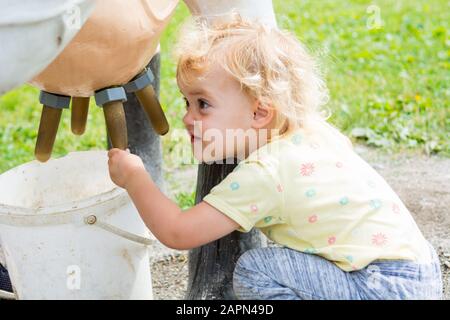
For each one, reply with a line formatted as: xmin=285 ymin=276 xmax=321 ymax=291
xmin=178 ymin=64 xmax=263 ymax=163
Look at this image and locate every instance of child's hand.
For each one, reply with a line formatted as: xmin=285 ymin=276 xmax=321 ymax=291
xmin=107 ymin=148 xmax=145 ymax=189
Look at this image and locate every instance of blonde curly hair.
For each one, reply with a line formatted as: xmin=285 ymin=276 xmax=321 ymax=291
xmin=175 ymin=16 xmax=330 ymax=138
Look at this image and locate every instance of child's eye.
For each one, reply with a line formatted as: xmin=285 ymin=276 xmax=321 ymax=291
xmin=183 ymin=97 xmax=189 ymax=109
xmin=198 ymin=99 xmax=211 ymax=110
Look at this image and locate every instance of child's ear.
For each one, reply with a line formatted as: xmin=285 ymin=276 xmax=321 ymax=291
xmin=252 ymin=101 xmax=275 ymax=129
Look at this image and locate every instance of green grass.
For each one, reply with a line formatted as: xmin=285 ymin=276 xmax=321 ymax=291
xmin=273 ymin=0 xmax=449 ymax=156
xmin=1 ymin=0 xmax=449 ymax=177
xmin=175 ymin=190 xmax=197 ymax=211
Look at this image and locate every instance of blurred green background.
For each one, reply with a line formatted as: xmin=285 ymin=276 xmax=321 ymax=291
xmin=0 ymin=0 xmax=448 ymax=175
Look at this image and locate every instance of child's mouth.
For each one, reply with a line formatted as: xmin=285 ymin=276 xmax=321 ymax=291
xmin=190 ymin=133 xmax=200 ymax=144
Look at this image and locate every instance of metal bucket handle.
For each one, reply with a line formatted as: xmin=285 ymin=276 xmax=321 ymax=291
xmin=84 ymin=215 xmax=155 ymax=246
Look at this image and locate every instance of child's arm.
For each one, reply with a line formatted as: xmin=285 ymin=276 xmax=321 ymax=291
xmin=108 ymin=149 xmax=239 ymax=250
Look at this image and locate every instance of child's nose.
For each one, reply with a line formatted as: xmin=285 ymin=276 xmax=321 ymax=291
xmin=182 ymin=108 xmax=195 ymax=128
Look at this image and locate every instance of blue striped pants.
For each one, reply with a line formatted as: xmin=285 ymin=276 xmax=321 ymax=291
xmin=233 ymin=243 xmax=443 ymax=300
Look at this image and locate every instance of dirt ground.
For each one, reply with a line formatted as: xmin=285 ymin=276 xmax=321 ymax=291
xmin=151 ymin=144 xmax=450 ymax=300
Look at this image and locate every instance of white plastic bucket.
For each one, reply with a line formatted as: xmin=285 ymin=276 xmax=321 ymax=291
xmin=0 ymin=151 xmax=154 ymax=300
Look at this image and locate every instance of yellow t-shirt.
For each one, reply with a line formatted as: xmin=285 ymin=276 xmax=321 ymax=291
xmin=203 ymin=120 xmax=432 ymax=271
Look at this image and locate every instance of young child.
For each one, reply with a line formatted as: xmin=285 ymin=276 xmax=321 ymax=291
xmin=107 ymin=18 xmax=443 ymax=300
